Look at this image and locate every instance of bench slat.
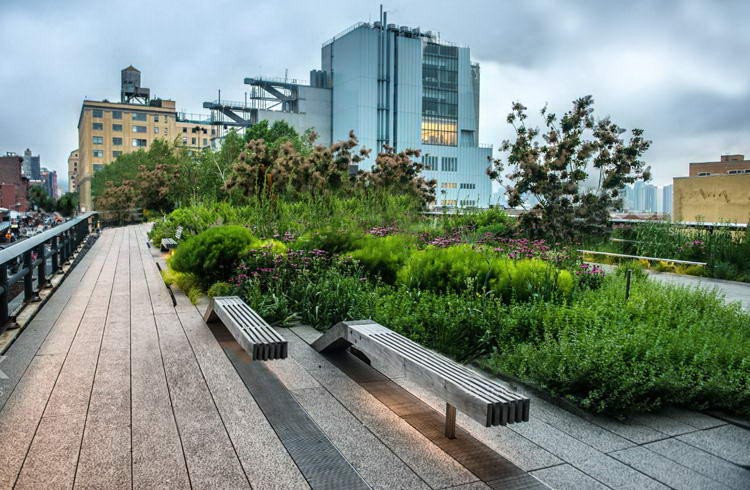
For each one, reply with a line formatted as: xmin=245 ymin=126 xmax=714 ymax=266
xmin=204 ymin=296 xmax=287 ymax=361
xmin=312 ymin=321 xmax=530 ymax=427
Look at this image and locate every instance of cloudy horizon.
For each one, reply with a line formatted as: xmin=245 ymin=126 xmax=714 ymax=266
xmin=2 ymin=0 xmax=748 ymax=189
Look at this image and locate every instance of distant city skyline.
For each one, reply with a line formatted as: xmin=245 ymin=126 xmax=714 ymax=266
xmin=2 ymin=0 xmax=749 ymax=188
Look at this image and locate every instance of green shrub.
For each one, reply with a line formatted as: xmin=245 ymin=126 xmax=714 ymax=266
xmin=398 ymin=244 xmax=572 ymax=301
xmin=292 ymin=228 xmax=365 ymax=254
xmin=171 ymin=225 xmax=256 ymax=288
xmin=349 ymin=234 xmax=416 ymax=283
xmin=208 ymin=281 xmax=234 ymax=297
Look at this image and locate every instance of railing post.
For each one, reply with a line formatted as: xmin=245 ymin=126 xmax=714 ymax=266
xmin=0 ymin=263 xmax=9 ymax=328
xmin=36 ymin=243 xmax=48 ymax=290
xmin=51 ymin=235 xmax=60 ymax=274
xmin=23 ymin=250 xmax=36 ymax=302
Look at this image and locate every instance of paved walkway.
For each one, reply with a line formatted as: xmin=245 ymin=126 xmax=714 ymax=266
xmin=0 ymin=225 xmax=746 ymax=489
xmin=645 ymin=271 xmax=750 ymax=311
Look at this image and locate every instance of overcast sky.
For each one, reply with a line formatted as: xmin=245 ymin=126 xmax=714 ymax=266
xmin=1 ymin=0 xmax=748 ymax=188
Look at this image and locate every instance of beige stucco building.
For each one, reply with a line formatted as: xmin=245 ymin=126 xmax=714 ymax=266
xmin=67 ymin=149 xmax=79 ymax=193
xmin=77 ymin=67 xmax=216 ymax=210
xmin=673 ymin=173 xmax=750 ymax=224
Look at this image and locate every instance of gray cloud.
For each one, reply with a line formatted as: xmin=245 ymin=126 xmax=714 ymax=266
xmin=1 ymin=0 xmax=748 ymax=189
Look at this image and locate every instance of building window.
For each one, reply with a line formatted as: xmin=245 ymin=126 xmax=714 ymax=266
xmin=422 ymin=155 xmax=438 ymax=170
xmin=132 ymin=125 xmax=147 ymax=133
xmin=132 ymin=112 xmax=147 ymax=121
xmin=92 ymin=122 xmax=103 ymax=130
xmin=132 ymin=139 xmax=147 ymax=147
xmin=191 ymin=137 xmax=196 ymax=145
xmin=440 ymin=182 xmax=457 ymax=189
xmin=460 ymin=200 xmax=476 ymax=207
xmin=92 ymin=150 xmax=104 ymax=158
xmin=422 ymin=117 xmax=457 ymax=146
xmin=211 ymin=128 xmax=216 ymax=136
xmin=182 ymin=137 xmax=188 ymax=144
xmin=112 ymin=111 xmax=122 ymax=119
xmin=112 ymin=124 xmax=123 ymax=131
xmin=164 ymin=127 xmax=169 ymax=135
xmin=202 ymin=138 xmax=207 ymax=146
xmin=113 ymin=151 xmax=122 ymax=158
xmin=698 ymin=172 xmax=710 ymax=176
xmin=154 ymin=127 xmax=160 ymax=134
xmin=441 ymin=157 xmax=458 ymax=172
xmin=93 ymin=164 xmax=104 ymax=172
xmin=92 ymin=136 xmax=104 ymax=145
xmin=112 ymin=137 xmax=123 ymax=146
xmin=460 ymin=183 xmax=476 ymax=189
xmin=728 ymin=169 xmax=742 ymax=174
xmin=92 ymin=109 xmax=103 ymax=118
xmin=421 ymin=42 xmax=458 ymax=147
xmin=442 ymin=199 xmax=457 ymax=206
xmin=182 ymin=127 xmax=187 ymax=133
xmin=154 ymin=115 xmax=160 ymax=122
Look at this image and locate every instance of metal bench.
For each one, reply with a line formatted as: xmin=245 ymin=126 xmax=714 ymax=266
xmin=204 ymin=296 xmax=287 ymax=361
xmin=160 ymin=226 xmax=183 ymax=251
xmin=312 ymin=320 xmax=529 ymax=438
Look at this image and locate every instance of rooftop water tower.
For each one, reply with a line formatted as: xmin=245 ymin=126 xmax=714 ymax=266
xmin=121 ymin=65 xmax=150 ymax=104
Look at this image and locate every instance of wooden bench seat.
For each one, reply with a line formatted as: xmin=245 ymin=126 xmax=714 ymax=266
xmin=312 ymin=320 xmax=529 ymax=438
xmin=160 ymin=226 xmax=183 ymax=252
xmin=204 ymin=296 xmax=287 ymax=361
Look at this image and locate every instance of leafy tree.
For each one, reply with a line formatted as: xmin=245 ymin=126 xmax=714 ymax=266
xmin=487 ymin=96 xmax=651 ymax=241
xmin=56 ymin=192 xmax=79 ymax=216
xmin=244 ymin=120 xmax=312 ymax=153
xmin=358 ymin=146 xmax=436 ymax=206
xmin=28 ymin=185 xmax=55 ymax=211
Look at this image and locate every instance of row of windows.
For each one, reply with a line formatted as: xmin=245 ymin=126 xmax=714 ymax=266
xmin=423 ymin=54 xmax=458 ymax=71
xmin=441 ymin=157 xmax=458 ymax=172
xmin=698 ymin=170 xmax=750 ymax=175
xmin=93 ymin=122 xmax=170 ymax=135
xmin=440 ymin=182 xmax=477 ymax=190
xmin=91 ymin=109 xmax=168 ymax=122
xmin=423 ymin=88 xmax=458 ymax=105
xmin=424 ymin=43 xmax=458 ymax=58
xmin=460 ymin=183 xmax=476 ymax=189
xmin=439 ymin=199 xmax=476 ymax=207
xmin=422 ymin=155 xmax=438 ymax=170
xmin=93 ymin=151 xmax=123 ymax=160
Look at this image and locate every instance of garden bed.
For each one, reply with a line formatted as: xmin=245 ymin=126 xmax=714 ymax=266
xmin=151 ymin=200 xmax=750 ymax=418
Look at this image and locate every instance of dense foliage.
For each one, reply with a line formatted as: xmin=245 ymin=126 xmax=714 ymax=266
xmin=155 ymin=197 xmax=749 ymax=417
xmin=488 ymin=96 xmax=651 ymax=242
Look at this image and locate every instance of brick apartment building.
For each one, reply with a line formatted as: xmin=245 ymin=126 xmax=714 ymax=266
xmin=0 ymin=154 xmax=30 ymax=212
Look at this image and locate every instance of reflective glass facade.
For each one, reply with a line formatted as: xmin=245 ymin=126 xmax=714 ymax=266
xmin=421 ymin=43 xmax=458 ymax=146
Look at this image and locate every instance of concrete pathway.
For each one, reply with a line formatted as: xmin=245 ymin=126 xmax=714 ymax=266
xmin=645 ymin=271 xmax=750 ymax=311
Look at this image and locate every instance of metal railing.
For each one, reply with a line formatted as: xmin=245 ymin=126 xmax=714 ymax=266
xmin=0 ymin=212 xmax=97 ymax=330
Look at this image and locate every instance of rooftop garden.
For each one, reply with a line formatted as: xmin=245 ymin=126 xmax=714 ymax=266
xmin=98 ymin=99 xmax=749 ymax=418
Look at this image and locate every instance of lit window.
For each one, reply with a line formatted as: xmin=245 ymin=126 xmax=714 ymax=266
xmin=92 ymin=109 xmax=103 ymax=118
xmin=132 ymin=139 xmax=147 ymax=147
xmin=132 ymin=125 xmax=147 ymax=133
xmin=92 ymin=136 xmax=104 ymax=145
xmin=132 ymin=112 xmax=147 ymax=121
xmin=112 ymin=111 xmax=122 ymax=119
xmin=92 ymin=122 xmax=103 ymax=130
xmin=421 ymin=117 xmax=457 ymax=146
xmin=112 ymin=137 xmax=122 ymax=146
xmin=92 ymin=150 xmax=103 ymax=158
xmin=112 ymin=124 xmax=123 ymax=131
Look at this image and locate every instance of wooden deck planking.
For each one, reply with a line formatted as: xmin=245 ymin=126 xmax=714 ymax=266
xmin=0 ymin=230 xmax=118 ymax=488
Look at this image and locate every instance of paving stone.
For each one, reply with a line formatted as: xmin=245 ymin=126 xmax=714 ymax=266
xmin=391 ymin=376 xmax=562 ymax=472
xmin=572 ymin=453 xmax=668 ymax=489
xmin=678 ymin=425 xmax=750 ymax=467
xmin=175 ymin=305 xmax=309 ymax=489
xmin=283 ymin=330 xmax=478 ymax=488
xmin=646 ymin=438 xmax=750 ymax=490
xmin=630 ymin=412 xmax=700 ymax=437
xmin=44 ymin=344 xmax=100 ymax=417
xmin=531 ymin=464 xmax=609 ymax=490
xmin=292 ymin=386 xmax=431 ymax=489
xmin=75 ymin=422 xmax=131 ymax=489
xmin=611 ymin=446 xmax=726 ymax=489
xmin=290 ymin=324 xmax=324 ymax=344
xmin=587 ymin=414 xmax=666 ymax=445
xmin=152 ymin=311 xmax=249 ymax=488
xmin=660 ymin=407 xmax=726 ymax=430
xmin=266 ymin=356 xmax=321 ymax=391
xmin=510 ymin=417 xmax=604 ymax=465
xmin=15 ymin=414 xmax=86 ymax=489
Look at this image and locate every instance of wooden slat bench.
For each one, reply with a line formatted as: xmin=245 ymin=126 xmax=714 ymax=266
xmin=160 ymin=226 xmax=183 ymax=252
xmin=312 ymin=320 xmax=530 ymax=438
xmin=204 ymin=296 xmax=288 ymax=361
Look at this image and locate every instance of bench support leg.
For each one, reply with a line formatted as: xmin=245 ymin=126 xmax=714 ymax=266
xmin=445 ymin=403 xmax=456 ymax=439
